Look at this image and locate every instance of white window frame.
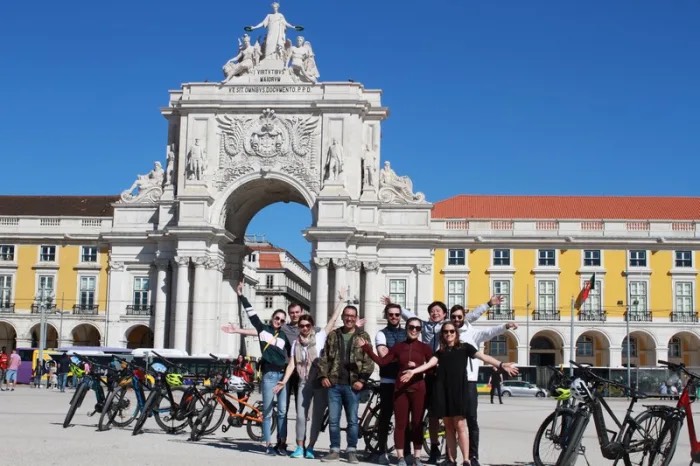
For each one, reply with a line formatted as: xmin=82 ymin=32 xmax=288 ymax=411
xmin=488 ymin=335 xmax=508 ymax=356
xmin=629 ymin=250 xmax=647 ymax=268
xmin=537 ymin=249 xmax=556 ymax=267
xmin=491 ymin=279 xmax=512 ymax=313
xmin=39 ymin=245 xmax=57 ymax=262
xmin=264 ymin=296 xmax=273 ymax=309
xmin=36 ymin=274 xmax=56 ymax=301
xmin=581 ymin=279 xmax=603 ymax=313
xmin=0 ymin=274 xmax=13 ymax=307
xmin=447 ymin=249 xmax=466 ymax=267
xmin=447 ymin=279 xmax=465 ymax=308
xmin=675 ymin=251 xmax=693 ymax=268
xmin=389 ymin=279 xmax=407 ymax=310
xmin=492 ymin=249 xmax=511 ymax=267
xmin=674 ymin=280 xmax=694 ymax=314
xmin=80 ymin=246 xmax=98 ymax=263
xmin=78 ymin=275 xmax=98 ymax=308
xmin=576 ymin=335 xmax=594 ymax=357
xmin=583 ymin=249 xmax=602 ymax=267
xmin=537 ymin=279 xmax=557 ymax=312
xmin=0 ymin=245 xmax=15 ymax=262
xmin=628 ymin=280 xmax=649 ymax=316
xmin=132 ymin=276 xmax=150 ymax=307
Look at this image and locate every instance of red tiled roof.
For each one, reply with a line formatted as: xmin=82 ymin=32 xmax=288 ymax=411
xmin=0 ymin=195 xmax=119 ymax=217
xmin=433 ymin=195 xmax=700 ymax=220
xmin=258 ymin=251 xmax=282 ymax=269
xmin=248 ymin=244 xmax=284 ymax=252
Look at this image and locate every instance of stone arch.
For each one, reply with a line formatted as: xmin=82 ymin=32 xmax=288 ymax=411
xmin=622 ymin=329 xmax=657 ymax=368
xmin=529 ymin=329 xmax=565 ymax=366
xmin=125 ymin=325 xmax=154 ymax=349
xmin=28 ymin=323 xmax=58 ymax=348
xmin=71 ymin=323 xmax=101 ymax=346
xmin=0 ymin=321 xmax=17 ymax=350
xmin=576 ymin=329 xmax=611 ymax=366
xmin=668 ymin=331 xmax=700 ymax=366
xmin=211 ymin=172 xmax=316 ymax=235
xmin=484 ymin=330 xmax=520 ymax=363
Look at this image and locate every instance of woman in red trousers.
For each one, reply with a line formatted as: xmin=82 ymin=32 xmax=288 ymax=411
xmin=356 ymin=317 xmax=433 ymax=466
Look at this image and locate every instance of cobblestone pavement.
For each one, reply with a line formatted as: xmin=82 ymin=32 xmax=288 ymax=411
xmin=0 ymin=386 xmax=692 ymax=466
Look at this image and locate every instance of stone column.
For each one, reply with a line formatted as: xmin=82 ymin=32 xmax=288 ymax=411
xmin=346 ymin=260 xmax=362 ymax=306
xmin=191 ymin=256 xmax=209 ymax=356
xmin=609 ymin=345 xmax=623 ymax=368
xmin=172 ymin=256 xmax=190 ymax=352
xmin=153 ymin=259 xmax=169 ymax=349
xmin=207 ymin=258 xmax=225 ymax=352
xmin=363 ymin=261 xmax=380 ymax=340
xmin=105 ymin=260 xmax=127 ymax=346
xmin=313 ymin=257 xmax=330 ymax=328
xmin=334 ymin=258 xmax=348 ymax=317
xmin=220 ymin=262 xmax=240 ymax=356
xmin=416 ymin=264 xmax=432 ymax=318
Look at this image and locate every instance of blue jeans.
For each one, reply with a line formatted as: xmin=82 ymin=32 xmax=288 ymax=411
xmin=57 ymin=373 xmax=68 ymax=392
xmin=328 ymin=384 xmax=360 ymax=451
xmin=261 ymin=370 xmax=287 ymax=445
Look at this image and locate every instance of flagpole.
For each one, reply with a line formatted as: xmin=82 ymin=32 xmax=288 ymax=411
xmin=526 ymin=285 xmax=530 ymax=366
xmin=569 ymin=295 xmax=575 ymax=377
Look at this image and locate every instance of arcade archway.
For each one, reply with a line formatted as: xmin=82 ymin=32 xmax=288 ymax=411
xmin=29 ymin=323 xmax=58 ymax=348
xmin=71 ymin=324 xmax=101 ymax=346
xmin=0 ymin=321 xmax=17 ymax=349
xmin=125 ymin=325 xmax=154 ymax=349
xmin=576 ymin=329 xmax=611 ymax=367
xmin=530 ymin=330 xmax=565 ymax=366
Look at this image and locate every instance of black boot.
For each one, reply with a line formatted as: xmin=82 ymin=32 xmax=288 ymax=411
xmin=428 ymin=444 xmax=441 ymax=464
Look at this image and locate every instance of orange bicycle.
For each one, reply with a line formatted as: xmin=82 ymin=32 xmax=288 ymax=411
xmin=190 ymin=355 xmax=276 ymax=442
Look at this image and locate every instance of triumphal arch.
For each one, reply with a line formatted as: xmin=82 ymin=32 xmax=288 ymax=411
xmin=110 ymin=4 xmax=434 ymax=354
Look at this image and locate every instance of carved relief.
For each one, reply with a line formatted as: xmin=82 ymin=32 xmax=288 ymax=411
xmin=417 ymin=264 xmax=432 ymax=274
xmin=346 ymin=260 xmax=361 ymax=272
xmin=215 ymin=109 xmax=320 ymax=192
xmin=363 ymin=261 xmax=380 ymax=272
xmin=313 ymin=257 xmax=330 ymax=268
xmin=334 ymin=258 xmax=349 ymax=269
xmin=192 ymin=256 xmax=209 ymax=267
xmin=108 ymin=260 xmax=125 ymax=272
xmin=172 ymin=256 xmax=191 ymax=267
xmin=378 ymin=161 xmax=426 ymax=204
xmin=119 ymin=162 xmax=164 ymax=204
xmin=207 ymin=257 xmax=226 ymax=272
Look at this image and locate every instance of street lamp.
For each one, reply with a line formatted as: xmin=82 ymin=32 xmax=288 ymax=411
xmin=34 ymin=294 xmax=54 ymax=372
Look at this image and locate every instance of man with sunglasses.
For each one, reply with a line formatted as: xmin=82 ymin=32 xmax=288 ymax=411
xmin=449 ymin=303 xmax=517 ymax=466
xmin=280 ymin=302 xmax=303 ymax=456
xmin=367 ymin=301 xmax=407 ymax=465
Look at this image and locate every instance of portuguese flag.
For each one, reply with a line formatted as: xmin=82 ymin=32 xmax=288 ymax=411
xmin=574 ymin=273 xmax=596 ymax=310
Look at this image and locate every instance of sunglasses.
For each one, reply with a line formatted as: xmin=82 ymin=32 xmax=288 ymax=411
xmin=387 ymin=312 xmax=401 ymax=317
xmin=451 ymin=315 xmax=464 ymax=320
xmin=407 ymin=324 xmax=422 ymax=331
xmin=299 ymin=323 xmax=312 ymax=329
xmin=342 ymin=314 xmax=357 ymax=319
xmin=272 ymin=316 xmax=285 ymax=322
xmin=441 ymin=329 xmax=456 ymax=335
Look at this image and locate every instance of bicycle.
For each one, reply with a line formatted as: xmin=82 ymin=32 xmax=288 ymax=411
xmin=131 ymin=351 xmax=212 ymax=436
xmin=651 ymin=359 xmax=700 ymax=465
xmin=98 ymin=357 xmax=151 ymax=431
xmin=532 ymin=360 xmax=667 ymax=466
xmin=189 ymin=354 xmax=272 ymax=442
xmin=63 ymin=354 xmax=117 ymax=428
xmin=532 ymin=366 xmax=574 ymax=465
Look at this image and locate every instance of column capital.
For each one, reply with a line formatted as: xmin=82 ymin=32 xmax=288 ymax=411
xmin=313 ymin=257 xmax=330 ymax=268
xmin=363 ymin=261 xmax=380 ymax=272
xmin=154 ymin=258 xmax=170 ymax=270
xmin=346 ymin=260 xmax=362 ymax=272
xmin=334 ymin=258 xmax=349 ymax=269
xmin=172 ymin=256 xmax=191 ymax=267
xmin=108 ymin=260 xmax=125 ymax=272
xmin=207 ymin=257 xmax=226 ymax=272
xmin=417 ymin=264 xmax=432 ymax=274
xmin=192 ymin=255 xmax=208 ymax=268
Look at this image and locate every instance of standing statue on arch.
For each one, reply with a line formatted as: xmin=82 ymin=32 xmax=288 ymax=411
xmin=245 ymin=2 xmax=303 ymax=61
xmin=187 ymin=138 xmax=207 ymax=181
xmin=324 ymin=138 xmax=344 ymax=183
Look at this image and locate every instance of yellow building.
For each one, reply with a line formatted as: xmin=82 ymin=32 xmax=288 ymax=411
xmin=431 ymin=195 xmax=700 ymax=368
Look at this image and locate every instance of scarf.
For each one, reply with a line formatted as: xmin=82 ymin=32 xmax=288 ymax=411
xmin=294 ymin=331 xmax=318 ymax=381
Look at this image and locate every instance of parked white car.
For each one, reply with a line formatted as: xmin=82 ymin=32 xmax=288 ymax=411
xmin=500 ymin=380 xmax=548 ymax=398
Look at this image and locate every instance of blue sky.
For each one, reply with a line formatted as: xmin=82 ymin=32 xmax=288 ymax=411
xmin=2 ymin=1 xmax=698 ymax=265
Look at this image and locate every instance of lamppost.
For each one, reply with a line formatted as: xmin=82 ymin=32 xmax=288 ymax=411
xmin=34 ymin=294 xmax=54 ymax=370
xmin=619 ymin=298 xmax=639 ymax=389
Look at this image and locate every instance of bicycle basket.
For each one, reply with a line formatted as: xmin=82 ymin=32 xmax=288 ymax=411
xmin=151 ymin=362 xmax=167 ymax=374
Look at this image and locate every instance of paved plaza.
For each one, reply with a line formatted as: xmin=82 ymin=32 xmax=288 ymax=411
xmin=0 ymin=386 xmax=694 ymax=466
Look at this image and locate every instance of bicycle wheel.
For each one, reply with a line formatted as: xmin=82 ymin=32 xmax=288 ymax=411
xmin=533 ymin=410 xmax=576 ymax=466
xmin=97 ymin=388 xmax=119 ymax=431
xmin=132 ymin=390 xmax=159 ymax=435
xmin=194 ymin=390 xmax=226 ymax=436
xmin=361 ymin=407 xmax=385 ymax=455
xmin=154 ymin=387 xmax=189 ymax=433
xmin=246 ymin=401 xmax=276 ymax=441
xmin=422 ymin=413 xmax=445 ymax=456
xmin=63 ymin=383 xmax=89 ymax=428
xmin=623 ymin=410 xmax=679 ymax=466
xmin=190 ymin=402 xmax=214 ymax=442
xmin=555 ymin=411 xmax=588 ymax=466
xmin=106 ymin=386 xmax=138 ymax=429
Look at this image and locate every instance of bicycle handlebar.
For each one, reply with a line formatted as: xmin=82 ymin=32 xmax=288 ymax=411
xmin=569 ymin=360 xmax=633 ymax=393
xmin=658 ymin=359 xmax=700 ymax=380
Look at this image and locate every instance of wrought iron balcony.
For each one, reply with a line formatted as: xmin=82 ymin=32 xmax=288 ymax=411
xmin=487 ymin=308 xmax=514 ymax=320
xmin=31 ymin=303 xmax=57 ymax=314
xmin=624 ymin=311 xmax=652 ymax=322
xmin=126 ymin=305 xmax=153 ymax=316
xmin=73 ymin=304 xmax=99 ymax=315
xmin=0 ymin=303 xmax=14 ymax=313
xmin=532 ymin=309 xmax=561 ymax=321
xmin=578 ymin=309 xmax=607 ymax=322
xmin=670 ymin=311 xmax=698 ymax=323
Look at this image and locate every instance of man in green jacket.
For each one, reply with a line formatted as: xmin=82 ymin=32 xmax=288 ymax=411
xmin=318 ymin=305 xmax=375 ymax=464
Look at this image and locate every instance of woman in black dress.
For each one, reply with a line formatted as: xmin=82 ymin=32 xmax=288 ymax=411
xmin=401 ymin=322 xmax=518 ymax=466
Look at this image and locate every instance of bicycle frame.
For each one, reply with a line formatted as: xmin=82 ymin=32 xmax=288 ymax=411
xmin=214 ymin=386 xmax=263 ymax=424
xmin=659 ymin=359 xmax=700 ymax=463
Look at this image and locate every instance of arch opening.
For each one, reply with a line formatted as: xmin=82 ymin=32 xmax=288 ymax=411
xmin=29 ymin=324 xmax=58 ymax=348
xmin=71 ymin=324 xmax=101 ymax=347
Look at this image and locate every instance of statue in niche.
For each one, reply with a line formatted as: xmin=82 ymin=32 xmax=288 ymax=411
xmin=222 ymin=34 xmax=261 ymax=82
xmin=361 ymin=144 xmax=377 ymax=188
xmin=186 ymin=138 xmax=207 ymax=181
xmin=286 ymin=36 xmax=319 ymax=83
xmin=245 ymin=2 xmax=303 ymax=61
xmin=323 ymin=138 xmax=344 ymax=182
xmin=378 ymin=160 xmax=426 ymax=204
xmin=164 ymin=143 xmax=176 ymax=186
xmin=120 ymin=161 xmax=164 ymax=203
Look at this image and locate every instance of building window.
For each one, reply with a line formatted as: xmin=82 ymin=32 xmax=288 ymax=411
xmin=583 ymin=249 xmax=601 ymax=267
xmin=447 ymin=280 xmax=465 ymax=308
xmin=447 ymin=249 xmax=465 ymax=266
xmin=622 ymin=336 xmax=638 ymax=358
xmin=668 ymin=337 xmax=681 ymax=358
xmin=38 ymin=275 xmax=55 ymax=300
xmin=537 ymin=280 xmax=556 ymax=311
xmin=265 ymin=275 xmax=274 ymax=289
xmin=629 ymin=250 xmax=647 ymax=267
xmin=675 ymin=281 xmax=693 ymax=313
xmin=493 ymin=280 xmax=511 ymax=312
xmin=40 ymin=245 xmax=56 ymax=262
xmin=629 ymin=281 xmax=648 ymax=314
xmin=81 ymin=246 xmax=98 ymax=263
xmin=582 ymin=280 xmax=602 ymax=312
xmin=79 ymin=276 xmax=97 ymax=307
xmin=0 ymin=245 xmax=14 ymax=261
xmin=576 ymin=335 xmax=594 ymax=357
xmin=488 ymin=335 xmax=507 ymax=356
xmin=0 ymin=275 xmax=11 ymax=307
xmin=538 ymin=249 xmax=555 ymax=267
xmin=493 ymin=249 xmax=510 ymax=266
xmin=389 ymin=279 xmax=407 ymax=309
xmin=133 ymin=277 xmax=150 ymax=307
xmin=247 ymin=253 xmax=257 ymax=262
xmin=675 ymin=251 xmax=692 ymax=268
xmin=264 ymin=296 xmax=273 ymax=309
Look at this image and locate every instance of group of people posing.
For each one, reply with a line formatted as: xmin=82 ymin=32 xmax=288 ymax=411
xmin=221 ymin=283 xmax=519 ymax=466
